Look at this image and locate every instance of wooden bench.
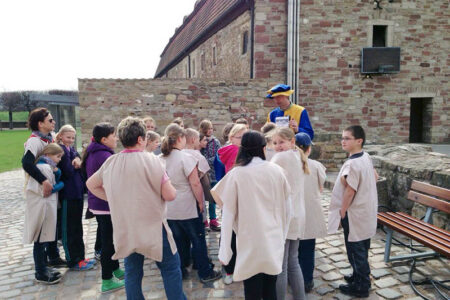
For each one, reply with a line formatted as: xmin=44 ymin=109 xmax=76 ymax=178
xmin=377 ymin=180 xmax=450 ymax=263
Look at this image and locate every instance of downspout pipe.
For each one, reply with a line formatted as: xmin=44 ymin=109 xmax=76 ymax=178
xmin=287 ymin=0 xmax=300 ymax=104
xmin=249 ymin=0 xmax=255 ymax=79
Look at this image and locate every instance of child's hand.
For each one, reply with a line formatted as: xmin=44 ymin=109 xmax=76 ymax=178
xmin=53 ymin=167 xmax=59 ymax=172
xmin=72 ymin=157 xmax=81 ymax=169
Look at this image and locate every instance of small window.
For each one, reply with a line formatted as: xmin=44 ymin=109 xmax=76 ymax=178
xmin=242 ymin=31 xmax=248 ymax=54
xmin=373 ymin=25 xmax=387 ymax=47
xmin=212 ymin=47 xmax=217 ymax=65
xmin=201 ymin=53 xmax=205 ymax=71
xmin=185 ymin=63 xmax=189 ymax=78
xmin=192 ymin=59 xmax=196 ymax=76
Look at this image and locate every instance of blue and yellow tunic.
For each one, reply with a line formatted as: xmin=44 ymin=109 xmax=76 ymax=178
xmin=267 ymin=104 xmax=314 ymax=140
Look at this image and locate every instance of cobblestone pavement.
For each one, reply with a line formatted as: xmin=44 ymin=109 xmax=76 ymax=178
xmin=0 ymin=169 xmax=448 ymax=299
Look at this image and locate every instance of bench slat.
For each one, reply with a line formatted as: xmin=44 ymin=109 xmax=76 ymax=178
xmin=407 ymin=191 xmax=450 ymax=214
xmin=385 ymin=212 xmax=450 ymax=243
xmin=396 ymin=212 xmax=450 ymax=238
xmin=379 ymin=212 xmax=450 ymax=247
xmin=377 ymin=214 xmax=450 ymax=257
xmin=411 ymin=180 xmax=450 ymax=201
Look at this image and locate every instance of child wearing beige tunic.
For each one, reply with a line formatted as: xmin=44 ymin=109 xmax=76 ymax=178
xmin=271 ymin=127 xmax=308 ymax=300
xmin=212 ymin=130 xmax=291 ymax=300
xmin=328 ymin=125 xmax=378 ymax=298
xmin=295 ymin=132 xmax=327 ymax=293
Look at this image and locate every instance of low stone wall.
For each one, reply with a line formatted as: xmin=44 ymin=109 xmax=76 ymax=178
xmin=367 ymin=144 xmax=450 ymax=229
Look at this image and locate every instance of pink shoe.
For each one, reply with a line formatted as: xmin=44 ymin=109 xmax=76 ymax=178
xmin=210 ymin=219 xmax=221 ymax=231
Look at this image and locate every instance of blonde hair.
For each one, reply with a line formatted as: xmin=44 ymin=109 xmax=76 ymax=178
xmin=142 ymin=116 xmax=155 ymax=124
xmin=199 ymin=119 xmax=212 ymax=135
xmin=161 ymin=124 xmax=186 ymax=156
xmin=55 ymin=124 xmax=76 ymax=143
xmin=229 ymin=124 xmax=247 ymax=141
xmin=273 ymin=127 xmax=310 ymax=175
xmin=185 ymin=128 xmax=199 ymax=141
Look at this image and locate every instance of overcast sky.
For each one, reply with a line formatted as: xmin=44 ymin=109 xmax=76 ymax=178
xmin=0 ymin=0 xmax=198 ymax=91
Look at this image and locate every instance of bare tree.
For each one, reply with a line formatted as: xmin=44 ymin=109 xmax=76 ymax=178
xmin=0 ymin=92 xmax=22 ymax=129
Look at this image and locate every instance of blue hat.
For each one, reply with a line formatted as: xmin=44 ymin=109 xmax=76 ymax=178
xmin=295 ymin=132 xmax=313 ymax=146
xmin=265 ymin=84 xmax=294 ymax=99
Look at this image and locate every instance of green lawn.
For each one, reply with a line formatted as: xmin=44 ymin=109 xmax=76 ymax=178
xmin=0 ymin=111 xmax=29 ymax=122
xmin=0 ymin=129 xmax=30 ymax=172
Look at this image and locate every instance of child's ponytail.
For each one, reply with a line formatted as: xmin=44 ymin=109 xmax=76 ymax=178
xmin=161 ymin=124 xmax=185 ymax=156
xmin=295 ymin=146 xmax=310 ymax=175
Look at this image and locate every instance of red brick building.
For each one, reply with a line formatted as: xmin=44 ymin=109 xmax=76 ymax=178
xmin=154 ymin=0 xmax=449 ymax=143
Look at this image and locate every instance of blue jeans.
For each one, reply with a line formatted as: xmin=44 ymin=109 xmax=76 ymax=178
xmin=341 ymin=215 xmax=371 ymax=290
xmin=168 ymin=217 xmax=213 ymax=279
xmin=124 ymin=228 xmax=186 ymax=300
xmin=298 ymin=238 xmax=316 ymax=283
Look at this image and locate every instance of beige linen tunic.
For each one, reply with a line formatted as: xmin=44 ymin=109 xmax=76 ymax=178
xmin=328 ymin=152 xmax=378 ymax=242
xmin=183 ymin=149 xmax=210 ymax=176
xmin=271 ymin=150 xmax=306 ymax=240
xmin=23 ymin=164 xmax=58 ymax=244
xmin=211 ymin=157 xmax=291 ymax=281
xmin=161 ymin=149 xmax=199 ymax=220
xmin=302 ymin=159 xmax=327 ymax=239
xmin=96 ymin=151 xmax=177 ymax=261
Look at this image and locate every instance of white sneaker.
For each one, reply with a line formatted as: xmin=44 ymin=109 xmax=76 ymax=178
xmin=223 ymin=274 xmax=233 ymax=285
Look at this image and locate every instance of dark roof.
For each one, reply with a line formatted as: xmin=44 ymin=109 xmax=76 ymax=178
xmin=30 ymin=94 xmax=79 ymax=105
xmin=154 ymin=0 xmax=251 ymax=78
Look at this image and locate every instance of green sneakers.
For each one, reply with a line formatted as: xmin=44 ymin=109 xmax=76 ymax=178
xmin=101 ymin=277 xmax=125 ymax=293
xmin=113 ymin=268 xmax=125 ymax=280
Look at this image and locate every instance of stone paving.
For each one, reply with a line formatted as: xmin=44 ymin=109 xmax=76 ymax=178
xmin=0 ymin=169 xmax=448 ymax=299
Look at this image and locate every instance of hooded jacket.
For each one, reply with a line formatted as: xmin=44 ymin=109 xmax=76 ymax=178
xmin=218 ymin=144 xmax=240 ymax=174
xmin=84 ymin=142 xmax=114 ymax=213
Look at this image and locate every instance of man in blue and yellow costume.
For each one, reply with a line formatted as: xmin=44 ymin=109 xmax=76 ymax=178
xmin=266 ymin=84 xmax=314 ymax=140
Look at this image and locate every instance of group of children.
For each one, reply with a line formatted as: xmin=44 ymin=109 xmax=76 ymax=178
xmin=22 ymin=107 xmax=378 ymax=299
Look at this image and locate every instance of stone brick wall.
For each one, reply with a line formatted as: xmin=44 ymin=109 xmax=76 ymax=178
xmin=78 ymin=78 xmax=279 ymax=143
xmin=253 ymin=0 xmax=287 ymax=80
xmin=298 ymin=0 xmax=450 ymax=143
xmin=167 ymin=12 xmax=252 ymax=79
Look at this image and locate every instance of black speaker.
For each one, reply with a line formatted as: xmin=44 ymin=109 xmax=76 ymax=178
xmin=361 ymin=47 xmax=401 ymax=74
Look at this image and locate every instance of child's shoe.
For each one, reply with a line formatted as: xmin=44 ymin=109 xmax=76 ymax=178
xmin=113 ymin=268 xmax=125 ymax=280
xmin=35 ymin=270 xmax=61 ymax=285
xmin=47 ymin=257 xmax=67 ymax=268
xmin=339 ymin=283 xmax=369 ymax=298
xmin=101 ymin=277 xmax=125 ymax=293
xmin=71 ymin=259 xmax=94 ymax=271
xmin=223 ymin=273 xmax=233 ymax=285
xmin=209 ymin=219 xmax=221 ymax=231
xmin=304 ymin=280 xmax=314 ymax=293
xmin=204 ymin=220 xmax=210 ymax=231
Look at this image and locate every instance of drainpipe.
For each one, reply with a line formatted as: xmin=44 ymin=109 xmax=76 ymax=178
xmin=249 ymin=0 xmax=255 ymax=79
xmin=287 ymin=0 xmax=300 ymax=104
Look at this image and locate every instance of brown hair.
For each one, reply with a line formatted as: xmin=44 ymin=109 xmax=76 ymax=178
xmin=37 ymin=143 xmax=64 ymax=163
xmin=27 ymin=107 xmax=50 ymax=131
xmin=172 ymin=117 xmax=184 ymax=127
xmin=261 ymin=122 xmax=276 ymax=134
xmin=117 ymin=117 xmax=146 ymax=147
xmin=146 ymin=130 xmax=160 ymax=142
xmin=235 ymin=117 xmax=248 ymax=125
xmin=222 ymin=123 xmax=235 ymax=143
xmin=161 ymin=124 xmax=186 ymax=156
xmin=198 ymin=119 xmax=212 ymax=135
xmin=273 ymin=127 xmax=310 ymax=175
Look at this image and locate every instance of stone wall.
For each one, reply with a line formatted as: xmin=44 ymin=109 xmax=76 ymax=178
xmin=367 ymin=144 xmax=450 ymax=229
xmin=78 ymin=78 xmax=279 ymax=143
xmin=299 ymin=0 xmax=450 ymax=143
xmin=253 ymin=0 xmax=287 ymax=80
xmin=167 ymin=12 xmax=252 ymax=79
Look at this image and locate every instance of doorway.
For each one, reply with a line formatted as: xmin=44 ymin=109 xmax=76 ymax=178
xmin=409 ymin=98 xmax=432 ymax=143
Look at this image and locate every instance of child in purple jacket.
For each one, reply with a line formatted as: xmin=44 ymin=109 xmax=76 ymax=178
xmin=56 ymin=125 xmax=95 ymax=271
xmin=81 ymin=123 xmax=125 ymax=293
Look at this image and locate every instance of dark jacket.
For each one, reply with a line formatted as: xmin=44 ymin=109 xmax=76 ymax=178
xmin=84 ymin=142 xmax=114 ymax=212
xmin=57 ymin=145 xmax=85 ymax=200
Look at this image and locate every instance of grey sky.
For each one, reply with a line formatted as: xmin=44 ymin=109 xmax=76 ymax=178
xmin=0 ymin=0 xmax=197 ymax=91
